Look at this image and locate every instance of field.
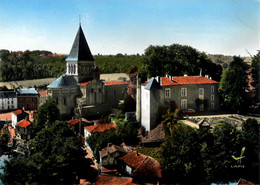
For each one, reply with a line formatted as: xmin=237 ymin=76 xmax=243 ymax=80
xmin=0 ymin=73 xmax=129 ymax=89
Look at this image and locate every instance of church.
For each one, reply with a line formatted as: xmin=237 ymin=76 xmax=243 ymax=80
xmin=47 ymin=25 xmax=128 ymax=119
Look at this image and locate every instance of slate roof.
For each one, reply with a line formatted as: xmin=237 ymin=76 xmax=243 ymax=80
xmin=16 ymin=88 xmax=38 ymax=95
xmin=47 ymin=75 xmax=78 ymax=88
xmin=145 ymin=77 xmax=161 ymax=90
xmin=66 ymin=25 xmax=94 ymax=62
xmin=16 ymin=119 xmax=32 ymax=128
xmin=85 ymin=123 xmax=116 ymax=134
xmin=0 ymin=91 xmax=16 ymax=99
xmin=100 ymin=144 xmax=127 ymax=158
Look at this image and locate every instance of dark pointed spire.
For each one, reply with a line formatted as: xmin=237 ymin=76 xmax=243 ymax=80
xmin=66 ymin=25 xmax=94 ymax=62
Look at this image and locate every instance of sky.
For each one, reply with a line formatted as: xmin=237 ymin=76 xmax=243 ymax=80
xmin=0 ymin=0 xmax=259 ymax=56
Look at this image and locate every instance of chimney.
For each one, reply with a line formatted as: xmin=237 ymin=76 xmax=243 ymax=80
xmin=25 ymin=116 xmax=29 ymax=121
xmin=210 ymin=77 xmax=212 ymax=80
xmin=200 ymin=68 xmax=202 ymax=76
xmin=108 ymin=143 xmax=112 ymax=147
xmin=184 ymin=74 xmax=187 ymax=76
xmin=205 ymin=75 xmax=209 ymax=78
xmin=137 ymin=151 xmax=140 ymax=156
xmin=169 ymin=75 xmax=172 ymax=81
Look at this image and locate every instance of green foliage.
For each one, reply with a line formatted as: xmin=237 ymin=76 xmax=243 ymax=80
xmin=0 ymin=127 xmax=10 ymax=145
xmin=144 ymin=44 xmax=222 ymax=81
xmin=119 ymin=95 xmax=136 ymax=113
xmin=135 ymin=147 xmax=162 ymax=163
xmin=0 ymin=50 xmax=65 ymax=82
xmin=251 ymin=51 xmax=260 ymax=102
xmin=87 ymin=117 xmax=139 ymax=158
xmin=1 ymin=121 xmax=96 ymax=184
xmin=32 ymin=99 xmax=60 ymax=135
xmin=219 ymin=56 xmax=249 ymax=112
xmin=195 ymin=98 xmax=209 ymax=111
xmin=160 ymin=119 xmax=259 ymax=184
xmin=95 ymin=54 xmax=145 ymax=74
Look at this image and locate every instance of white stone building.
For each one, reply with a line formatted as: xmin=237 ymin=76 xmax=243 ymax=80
xmin=0 ymin=91 xmax=17 ymax=111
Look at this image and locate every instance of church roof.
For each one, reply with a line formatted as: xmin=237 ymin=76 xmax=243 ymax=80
xmin=47 ymin=75 xmax=78 ymax=88
xmin=145 ymin=77 xmax=160 ymax=90
xmin=66 ymin=25 xmax=94 ymax=62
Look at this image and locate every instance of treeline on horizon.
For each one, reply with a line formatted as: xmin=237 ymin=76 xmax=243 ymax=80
xmin=0 ymin=45 xmax=251 ymax=82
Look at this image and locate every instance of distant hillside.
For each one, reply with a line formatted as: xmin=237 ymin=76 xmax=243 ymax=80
xmin=207 ymin=54 xmax=252 ymax=68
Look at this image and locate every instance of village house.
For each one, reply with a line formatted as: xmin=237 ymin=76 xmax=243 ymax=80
xmin=11 ymin=109 xmax=29 ymax=128
xmin=84 ymin=123 xmax=116 ymax=145
xmin=119 ymin=151 xmax=162 ymax=184
xmin=47 ymin=25 xmax=128 ymax=119
xmin=99 ymin=143 xmax=128 ymax=167
xmin=136 ymin=75 xmax=220 ymax=131
xmin=16 ymin=88 xmax=39 ymax=110
xmin=0 ymin=91 xmax=17 ymax=111
xmin=15 ymin=118 xmax=32 ymax=141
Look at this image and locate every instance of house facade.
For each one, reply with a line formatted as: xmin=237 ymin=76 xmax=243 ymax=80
xmin=137 ymin=75 xmax=219 ymax=131
xmin=47 ymin=25 xmax=128 ymax=119
xmin=15 ymin=119 xmax=32 ymax=141
xmin=16 ymin=88 xmax=39 ymax=110
xmin=11 ymin=109 xmax=29 ymax=128
xmin=0 ymin=91 xmax=17 ymax=111
xmin=99 ymin=144 xmax=127 ymax=166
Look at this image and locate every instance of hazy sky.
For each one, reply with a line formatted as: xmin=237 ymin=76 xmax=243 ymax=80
xmin=0 ymin=0 xmax=259 ymax=56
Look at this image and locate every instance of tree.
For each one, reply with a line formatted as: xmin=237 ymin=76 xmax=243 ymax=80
xmin=32 ymin=99 xmax=60 ymax=134
xmin=251 ymin=51 xmax=260 ymax=102
xmin=240 ymin=118 xmax=259 ymax=182
xmin=219 ymin=56 xmax=249 ymax=112
xmin=0 ymin=126 xmax=10 ymax=146
xmin=144 ymin=44 xmax=222 ymax=81
xmin=120 ymin=95 xmax=136 ymax=113
xmin=160 ymin=122 xmax=201 ymax=183
xmin=1 ymin=121 xmax=97 ymax=184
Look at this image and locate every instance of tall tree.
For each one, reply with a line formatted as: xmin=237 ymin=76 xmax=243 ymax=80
xmin=251 ymin=51 xmax=260 ymax=102
xmin=32 ymin=99 xmax=60 ymax=135
xmin=219 ymin=56 xmax=249 ymax=112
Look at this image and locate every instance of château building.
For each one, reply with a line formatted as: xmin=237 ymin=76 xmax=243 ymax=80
xmin=47 ymin=25 xmax=128 ymax=119
xmin=136 ymin=75 xmax=220 ymax=131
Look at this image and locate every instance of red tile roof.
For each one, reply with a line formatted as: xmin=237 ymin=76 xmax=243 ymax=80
xmin=16 ymin=119 xmax=32 ymax=128
xmin=79 ymin=81 xmax=91 ymax=86
xmin=68 ymin=119 xmax=80 ymax=125
xmin=104 ymin=81 xmax=127 ymax=85
xmin=85 ymin=123 xmax=116 ymax=134
xmin=119 ymin=151 xmax=146 ymax=169
xmin=144 ymin=76 xmax=218 ymax=86
xmin=12 ymin=109 xmax=23 ymax=115
xmin=95 ymin=173 xmax=133 ymax=185
xmin=133 ymin=156 xmax=162 ymax=179
xmin=100 ymin=144 xmax=127 ymax=158
xmin=0 ymin=112 xmax=12 ymax=120
xmin=172 ymin=76 xmax=218 ymax=85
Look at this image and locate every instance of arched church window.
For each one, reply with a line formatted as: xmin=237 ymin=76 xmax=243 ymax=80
xmin=73 ymin=64 xmax=76 ymax=74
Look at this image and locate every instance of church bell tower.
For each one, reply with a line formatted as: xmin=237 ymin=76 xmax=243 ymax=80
xmin=65 ymin=25 xmax=95 ymax=83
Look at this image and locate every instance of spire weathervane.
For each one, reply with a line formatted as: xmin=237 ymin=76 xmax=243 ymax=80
xmin=79 ymin=15 xmax=81 ymax=26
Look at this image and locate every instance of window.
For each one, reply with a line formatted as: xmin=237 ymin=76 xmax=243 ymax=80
xmin=199 ymin=104 xmax=204 ymax=111
xmin=64 ymin=98 xmax=67 ymax=105
xmin=32 ymin=98 xmax=33 ymax=102
xmin=165 ymin=88 xmax=170 ymax=98
xmin=56 ymin=98 xmax=58 ymax=104
xmin=211 ymin=94 xmax=214 ymax=102
xmin=211 ymin=86 xmax=214 ymax=93
xmin=181 ymin=99 xmax=187 ymax=109
xmin=181 ymin=88 xmax=187 ymax=97
xmin=211 ymin=102 xmax=214 ymax=109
